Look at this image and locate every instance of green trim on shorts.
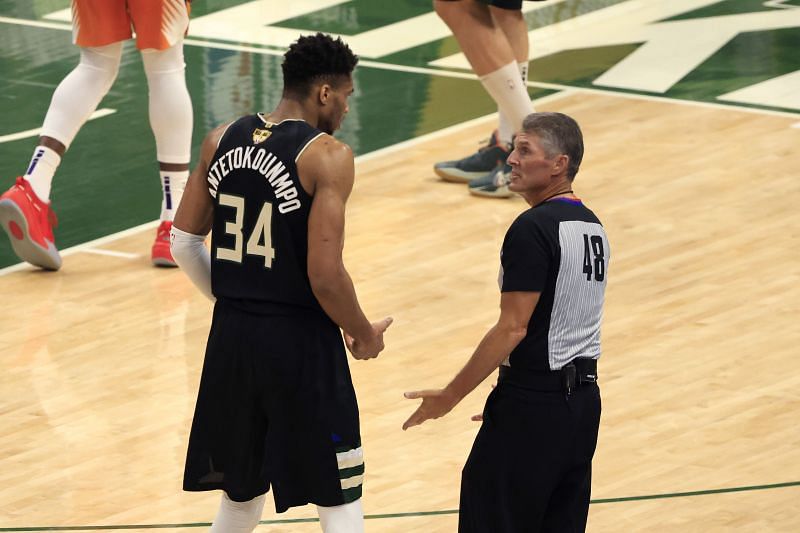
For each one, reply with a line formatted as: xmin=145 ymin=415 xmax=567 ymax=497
xmin=342 ymin=485 xmax=363 ymax=503
xmin=339 ymin=464 xmax=365 ymax=480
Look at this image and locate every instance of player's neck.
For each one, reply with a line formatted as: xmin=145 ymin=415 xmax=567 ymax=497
xmin=268 ymin=99 xmax=319 ymax=128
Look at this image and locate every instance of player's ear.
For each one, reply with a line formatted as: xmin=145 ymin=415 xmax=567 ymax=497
xmin=318 ymin=83 xmax=331 ymax=105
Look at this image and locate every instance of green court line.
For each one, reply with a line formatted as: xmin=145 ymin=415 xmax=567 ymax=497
xmin=590 ymin=480 xmax=800 ymax=504
xmin=1 ymin=481 xmax=798 ymax=531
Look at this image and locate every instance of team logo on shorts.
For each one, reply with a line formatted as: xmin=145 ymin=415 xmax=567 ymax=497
xmin=252 ymin=128 xmax=272 ymax=144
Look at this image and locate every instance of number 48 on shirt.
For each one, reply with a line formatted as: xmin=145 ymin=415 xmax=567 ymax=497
xmin=582 ymin=233 xmax=605 ymax=282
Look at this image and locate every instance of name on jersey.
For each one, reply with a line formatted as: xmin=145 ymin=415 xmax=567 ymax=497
xmin=207 ymin=146 xmax=301 ymax=213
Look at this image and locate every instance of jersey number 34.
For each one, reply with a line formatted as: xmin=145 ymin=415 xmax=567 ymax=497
xmin=216 ymin=193 xmax=275 ymax=268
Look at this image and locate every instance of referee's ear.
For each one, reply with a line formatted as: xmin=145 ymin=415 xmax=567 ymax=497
xmin=552 ymin=154 xmax=569 ymax=176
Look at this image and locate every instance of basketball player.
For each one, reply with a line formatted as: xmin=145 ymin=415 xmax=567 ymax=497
xmin=0 ymin=0 xmax=193 ymax=270
xmin=405 ymin=112 xmax=609 ymax=532
xmin=433 ymin=0 xmax=544 ymax=198
xmin=171 ymin=33 xmax=392 ymax=532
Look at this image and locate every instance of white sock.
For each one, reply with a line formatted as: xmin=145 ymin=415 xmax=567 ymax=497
xmin=159 ymin=169 xmax=188 ymax=221
xmin=24 ymin=146 xmax=61 ymax=201
xmin=317 ymin=499 xmax=364 ymax=533
xmin=497 ymin=62 xmax=530 ymax=143
xmin=210 ymin=492 xmax=266 ymax=533
xmin=481 ymin=62 xmax=533 ymax=143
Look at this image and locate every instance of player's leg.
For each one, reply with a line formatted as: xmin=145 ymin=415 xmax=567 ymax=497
xmin=432 ymin=1 xmax=531 ymax=197
xmin=129 ymin=0 xmax=192 ymax=266
xmin=140 ymin=42 xmax=193 ymax=267
xmin=126 ymin=0 xmax=192 ymax=266
xmin=490 ymin=3 xmax=530 ymax=143
xmin=316 ymin=499 xmax=364 ymax=533
xmin=183 ymin=304 xmax=272 ymax=520
xmin=265 ymin=314 xmax=365 ymax=530
xmin=0 ymin=40 xmax=123 ymax=270
xmin=210 ymin=493 xmax=266 ymax=533
xmin=468 ymin=0 xmax=535 ymax=198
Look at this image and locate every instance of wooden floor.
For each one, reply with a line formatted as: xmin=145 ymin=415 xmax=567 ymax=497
xmin=1 ymin=92 xmax=799 ymax=532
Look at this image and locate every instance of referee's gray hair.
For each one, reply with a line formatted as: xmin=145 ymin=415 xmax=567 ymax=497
xmin=521 ymin=112 xmax=584 ymax=180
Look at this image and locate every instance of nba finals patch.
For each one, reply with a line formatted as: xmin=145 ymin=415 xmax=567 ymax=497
xmin=252 ymin=128 xmax=272 ymax=144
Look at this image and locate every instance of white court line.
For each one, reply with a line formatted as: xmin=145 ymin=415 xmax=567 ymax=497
xmin=0 ymin=15 xmax=70 ymax=31
xmin=81 ymin=248 xmax=141 ymax=259
xmin=0 ymin=220 xmax=160 ymax=276
xmin=0 ymin=109 xmax=116 ymax=144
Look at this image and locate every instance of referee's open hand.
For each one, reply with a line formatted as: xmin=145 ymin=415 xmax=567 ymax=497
xmin=402 ymin=388 xmax=458 ymax=430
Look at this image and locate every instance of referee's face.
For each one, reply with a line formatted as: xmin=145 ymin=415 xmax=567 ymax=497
xmin=507 ymin=133 xmax=564 ymax=194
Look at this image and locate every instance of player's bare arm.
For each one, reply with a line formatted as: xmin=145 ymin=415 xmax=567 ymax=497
xmin=403 ymin=291 xmax=540 ymax=430
xmin=301 ymin=136 xmax=392 ymax=360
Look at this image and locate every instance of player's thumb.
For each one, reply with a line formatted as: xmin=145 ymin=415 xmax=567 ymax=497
xmin=377 ymin=316 xmax=394 ymax=332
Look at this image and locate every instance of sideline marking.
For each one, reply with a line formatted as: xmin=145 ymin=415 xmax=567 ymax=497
xmin=0 ymin=109 xmax=116 ymax=144
xmin=0 ymin=220 xmax=160 ymax=276
xmin=0 ymin=481 xmax=797 ymax=531
xmin=81 ymin=248 xmax=140 ymax=260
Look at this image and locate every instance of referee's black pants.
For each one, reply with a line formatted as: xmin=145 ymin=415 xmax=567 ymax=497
xmin=459 ymin=382 xmax=601 ymax=532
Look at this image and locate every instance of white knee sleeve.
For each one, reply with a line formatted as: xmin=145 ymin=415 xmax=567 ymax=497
xmin=210 ymin=493 xmax=266 ymax=533
xmin=317 ymin=499 xmax=364 ymax=533
xmin=40 ymin=42 xmax=122 ymax=148
xmin=142 ymin=41 xmax=193 ymax=163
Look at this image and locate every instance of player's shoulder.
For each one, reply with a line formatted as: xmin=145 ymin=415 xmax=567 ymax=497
xmin=309 ymin=134 xmax=353 ymax=159
xmin=300 ymin=133 xmax=353 ymax=170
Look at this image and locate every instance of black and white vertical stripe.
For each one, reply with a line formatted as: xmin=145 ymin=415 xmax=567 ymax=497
xmin=548 ymin=221 xmax=610 ymax=370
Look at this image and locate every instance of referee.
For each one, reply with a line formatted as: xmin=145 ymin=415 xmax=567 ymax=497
xmin=404 ymin=112 xmax=609 ymax=532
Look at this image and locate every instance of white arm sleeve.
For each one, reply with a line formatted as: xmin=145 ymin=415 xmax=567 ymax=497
xmin=170 ymin=226 xmax=215 ymax=302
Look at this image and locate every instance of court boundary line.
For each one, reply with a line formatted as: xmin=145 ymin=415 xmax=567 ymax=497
xmin=0 ymin=481 xmax=797 ymax=531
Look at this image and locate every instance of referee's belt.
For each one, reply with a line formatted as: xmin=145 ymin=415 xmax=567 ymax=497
xmin=498 ymin=358 xmax=598 ymax=394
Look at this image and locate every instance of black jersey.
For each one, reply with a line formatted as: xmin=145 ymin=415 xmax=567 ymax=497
xmin=207 ymin=114 xmax=325 ymax=313
xmin=500 ymin=198 xmax=610 ymax=372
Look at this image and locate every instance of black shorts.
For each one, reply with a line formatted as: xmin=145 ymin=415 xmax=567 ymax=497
xmin=183 ymin=300 xmax=363 ymax=513
xmin=459 ymin=382 xmax=601 ymax=532
xmin=466 ymin=0 xmax=547 ymax=11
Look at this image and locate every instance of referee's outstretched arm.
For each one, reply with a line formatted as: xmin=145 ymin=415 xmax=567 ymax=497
xmin=402 ymin=290 xmax=539 ymax=430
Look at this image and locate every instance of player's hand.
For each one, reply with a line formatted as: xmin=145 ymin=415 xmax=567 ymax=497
xmin=345 ymin=317 xmax=393 ymax=360
xmin=402 ymin=388 xmax=458 ymax=430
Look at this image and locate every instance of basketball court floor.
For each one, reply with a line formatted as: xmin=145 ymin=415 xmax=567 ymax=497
xmin=1 ymin=1 xmax=798 ymax=531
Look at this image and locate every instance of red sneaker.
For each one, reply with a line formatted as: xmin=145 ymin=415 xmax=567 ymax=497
xmin=0 ymin=177 xmax=61 ymax=270
xmin=151 ymin=220 xmax=177 ymax=267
